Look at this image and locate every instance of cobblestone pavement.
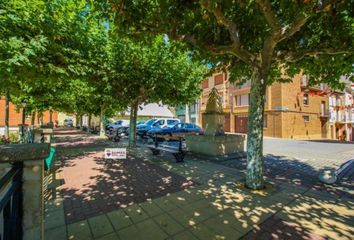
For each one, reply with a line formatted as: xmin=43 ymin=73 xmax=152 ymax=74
xmin=263 ymin=138 xmax=354 ymax=169
xmin=44 ymin=130 xmax=354 ymax=240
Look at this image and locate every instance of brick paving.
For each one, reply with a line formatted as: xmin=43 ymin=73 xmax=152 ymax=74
xmin=44 ymin=129 xmax=354 ymax=240
xmin=54 ymin=130 xmax=195 ymax=224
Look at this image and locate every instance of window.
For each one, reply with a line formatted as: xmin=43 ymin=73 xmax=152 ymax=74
xmin=201 ymin=80 xmax=208 ymax=88
xmin=263 ymin=115 xmax=268 ymax=128
xmin=153 ymin=119 xmax=165 ymax=126
xmin=303 ymin=115 xmax=310 ymax=122
xmin=214 ymin=74 xmax=223 ymax=85
xmin=167 ymin=119 xmax=178 ymax=125
xmin=303 ymin=94 xmax=309 ymax=105
xmin=235 ymin=94 xmax=250 ymax=106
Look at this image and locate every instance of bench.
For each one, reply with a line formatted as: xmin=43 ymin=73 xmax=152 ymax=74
xmin=146 ymin=134 xmax=186 ymax=162
xmin=336 ymin=159 xmax=354 ymax=182
xmin=105 ymin=130 xmax=121 ymax=142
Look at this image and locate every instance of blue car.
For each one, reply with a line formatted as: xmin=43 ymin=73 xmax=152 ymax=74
xmin=147 ymin=123 xmax=203 ymax=139
xmin=137 ymin=118 xmax=157 ymax=137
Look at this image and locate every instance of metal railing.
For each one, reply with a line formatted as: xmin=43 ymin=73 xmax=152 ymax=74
xmin=0 ymin=162 xmax=23 ymax=240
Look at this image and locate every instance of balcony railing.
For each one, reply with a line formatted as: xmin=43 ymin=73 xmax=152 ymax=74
xmin=320 ymin=111 xmax=329 ymax=118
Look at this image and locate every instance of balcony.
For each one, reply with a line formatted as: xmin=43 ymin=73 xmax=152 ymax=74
xmin=320 ymin=112 xmax=330 ymax=118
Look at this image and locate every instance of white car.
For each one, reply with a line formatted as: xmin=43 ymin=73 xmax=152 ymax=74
xmin=137 ymin=118 xmax=180 ymax=137
xmin=106 ymin=120 xmax=130 ymax=131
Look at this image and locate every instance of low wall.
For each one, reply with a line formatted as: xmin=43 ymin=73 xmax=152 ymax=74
xmin=185 ymin=133 xmax=246 ymax=159
xmin=0 ymin=144 xmax=50 ymax=240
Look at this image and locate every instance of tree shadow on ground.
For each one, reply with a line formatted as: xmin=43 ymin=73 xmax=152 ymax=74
xmin=59 ymin=153 xmax=196 ymax=224
xmin=142 ymin=155 xmax=354 ymax=239
xmin=216 ymin=153 xmax=354 ymax=199
xmin=52 ymin=129 xmax=354 ymax=239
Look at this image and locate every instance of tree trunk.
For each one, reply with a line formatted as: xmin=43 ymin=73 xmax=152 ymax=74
xmin=185 ymin=104 xmax=190 ymax=123
xmin=31 ymin=112 xmax=36 ymax=128
xmin=129 ymin=101 xmax=139 ymax=147
xmin=79 ymin=115 xmax=83 ymax=129
xmin=75 ymin=115 xmax=80 ymax=128
xmin=245 ymin=69 xmax=267 ymax=190
xmin=88 ymin=114 xmax=92 ymax=129
xmin=99 ymin=108 xmax=106 ymax=137
xmin=4 ymin=91 xmax=10 ymax=138
xmin=38 ymin=112 xmax=43 ymax=126
xmin=49 ymin=110 xmax=53 ymax=123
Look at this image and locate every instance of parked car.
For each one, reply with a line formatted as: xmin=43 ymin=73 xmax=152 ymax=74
xmin=137 ymin=121 xmax=145 ymax=126
xmin=137 ymin=118 xmax=180 ymax=138
xmin=147 ymin=123 xmax=203 ymax=139
xmin=63 ymin=119 xmax=73 ymax=127
xmin=106 ymin=120 xmax=129 ymax=131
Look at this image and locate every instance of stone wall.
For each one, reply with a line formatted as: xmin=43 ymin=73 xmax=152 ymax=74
xmin=0 ymin=144 xmax=50 ymax=240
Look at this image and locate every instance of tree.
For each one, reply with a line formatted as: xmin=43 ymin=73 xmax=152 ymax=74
xmin=0 ymin=0 xmax=48 ymax=136
xmin=109 ymin=35 xmax=208 ymax=146
xmin=104 ymin=0 xmax=354 ymax=189
xmin=1 ymin=0 xmax=122 ymax=134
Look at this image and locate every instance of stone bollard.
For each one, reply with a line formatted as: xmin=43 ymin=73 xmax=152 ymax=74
xmin=33 ymin=128 xmax=53 ymax=143
xmin=0 ymin=144 xmax=50 ymax=240
xmin=41 ymin=129 xmax=53 ymax=143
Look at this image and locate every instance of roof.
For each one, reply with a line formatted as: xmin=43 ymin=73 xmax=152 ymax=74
xmin=126 ymin=103 xmax=174 ymax=118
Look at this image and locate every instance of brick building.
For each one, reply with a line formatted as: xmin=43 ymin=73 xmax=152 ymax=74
xmin=328 ymin=89 xmax=354 ymax=141
xmin=0 ymin=97 xmax=58 ymax=135
xmin=199 ymin=72 xmax=331 ymax=140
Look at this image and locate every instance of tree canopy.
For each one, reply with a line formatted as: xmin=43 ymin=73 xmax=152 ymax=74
xmin=1 ymin=0 xmax=208 ymax=137
xmin=105 ymin=0 xmax=354 ymax=189
xmin=109 ymin=35 xmax=208 ymax=145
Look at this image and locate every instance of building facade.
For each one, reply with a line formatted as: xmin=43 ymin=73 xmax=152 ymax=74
xmin=0 ymin=97 xmax=57 ymax=135
xmin=328 ymin=90 xmax=354 ymax=141
xmin=176 ymin=102 xmax=199 ymax=124
xmin=198 ymin=72 xmax=332 ymax=140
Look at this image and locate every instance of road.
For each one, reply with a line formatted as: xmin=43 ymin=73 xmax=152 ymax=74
xmin=263 ymin=138 xmax=354 ymax=172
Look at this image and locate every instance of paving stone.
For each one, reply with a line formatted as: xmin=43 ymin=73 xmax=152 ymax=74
xmin=168 ymin=194 xmax=190 ymax=207
xmin=45 ymin=209 xmax=66 ymax=230
xmin=117 ymin=225 xmax=142 ymax=240
xmin=168 ymin=207 xmax=201 ymax=228
xmin=153 ymin=213 xmax=185 ymax=236
xmin=67 ymin=220 xmax=93 ymax=240
xmin=189 ymin=223 xmax=220 ymax=240
xmin=154 ymin=197 xmax=179 ymax=212
xmin=52 ymin=130 xmax=354 ymax=240
xmin=95 ymin=232 xmax=120 ymax=240
xmin=45 ymin=198 xmax=64 ymax=213
xmin=124 ymin=205 xmax=149 ymax=223
xmin=135 ymin=219 xmax=169 ymax=240
xmin=45 ymin=225 xmax=67 ymax=240
xmin=275 ymin=200 xmax=354 ymax=240
xmin=107 ymin=209 xmax=133 ymax=231
xmin=139 ymin=200 xmax=164 ymax=217
xmin=88 ymin=214 xmax=114 ymax=239
xmin=172 ymin=230 xmax=198 ymax=240
xmin=203 ymin=213 xmax=244 ymax=239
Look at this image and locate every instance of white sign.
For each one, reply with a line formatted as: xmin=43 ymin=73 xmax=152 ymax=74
xmin=105 ymin=148 xmax=127 ymax=159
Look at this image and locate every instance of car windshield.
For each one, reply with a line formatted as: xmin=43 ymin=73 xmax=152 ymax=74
xmin=145 ymin=119 xmax=157 ymax=126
